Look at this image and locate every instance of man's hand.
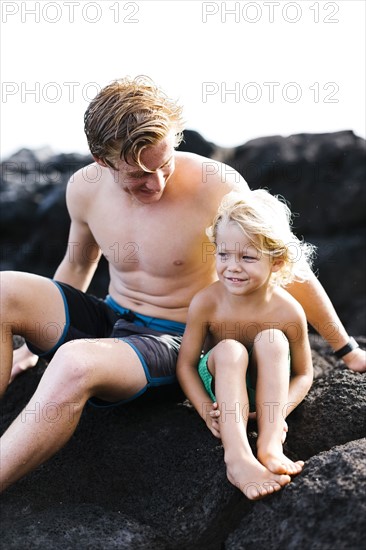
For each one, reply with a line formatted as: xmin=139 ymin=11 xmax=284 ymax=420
xmin=342 ymin=347 xmax=366 ymax=373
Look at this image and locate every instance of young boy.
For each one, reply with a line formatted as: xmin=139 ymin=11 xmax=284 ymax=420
xmin=177 ymin=189 xmax=315 ymax=500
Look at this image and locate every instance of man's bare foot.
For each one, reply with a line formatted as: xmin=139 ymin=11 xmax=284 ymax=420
xmin=281 ymin=420 xmax=288 ymax=444
xmin=257 ymin=443 xmax=304 ymax=476
xmin=8 ymin=344 xmax=38 ymax=384
xmin=226 ymin=455 xmax=291 ymax=500
xmin=342 ymin=347 xmax=366 ymax=373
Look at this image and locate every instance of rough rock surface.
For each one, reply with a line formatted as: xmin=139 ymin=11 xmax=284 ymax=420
xmin=1 ymin=339 xmax=365 ymax=549
xmin=226 ymin=438 xmax=366 ymax=550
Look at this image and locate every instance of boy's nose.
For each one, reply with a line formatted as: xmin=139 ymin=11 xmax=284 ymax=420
xmin=227 ymin=260 xmax=241 ymax=272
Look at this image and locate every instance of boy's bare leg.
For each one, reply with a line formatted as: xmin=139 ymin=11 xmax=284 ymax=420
xmin=0 ymin=338 xmax=147 ymax=492
xmin=254 ymin=329 xmax=303 ymax=476
xmin=0 ymin=271 xmax=67 ymax=397
xmin=208 ymin=339 xmax=291 ymax=500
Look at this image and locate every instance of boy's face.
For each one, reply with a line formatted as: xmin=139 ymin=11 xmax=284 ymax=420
xmin=215 ymin=221 xmax=281 ymax=296
xmin=103 ymin=133 xmax=176 ymax=204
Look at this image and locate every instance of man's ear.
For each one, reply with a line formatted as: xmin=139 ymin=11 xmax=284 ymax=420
xmin=271 ymin=259 xmax=284 ymax=273
xmin=93 ymin=155 xmax=107 ymax=167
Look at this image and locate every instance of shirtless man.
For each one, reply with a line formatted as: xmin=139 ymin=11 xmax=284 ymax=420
xmin=1 ymin=76 xmax=365 ymax=495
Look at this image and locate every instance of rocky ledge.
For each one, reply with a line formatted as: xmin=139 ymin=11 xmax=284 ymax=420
xmin=0 ymin=336 xmax=365 ymax=549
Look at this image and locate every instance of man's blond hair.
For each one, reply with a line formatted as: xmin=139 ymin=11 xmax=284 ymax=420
xmin=84 ymin=76 xmax=185 ymax=169
xmin=207 ymin=189 xmax=316 ymax=286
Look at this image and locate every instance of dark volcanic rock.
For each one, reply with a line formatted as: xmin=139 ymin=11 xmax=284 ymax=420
xmin=287 ymin=366 xmax=366 ymax=459
xmin=1 ymin=340 xmax=365 ymax=549
xmin=224 ymin=131 xmax=366 ymax=235
xmin=226 ymin=438 xmax=366 ymax=550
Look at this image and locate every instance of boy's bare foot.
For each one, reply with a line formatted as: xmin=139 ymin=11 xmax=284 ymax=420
xmin=257 ymin=443 xmax=304 ymax=476
xmin=226 ymin=455 xmax=291 ymax=500
xmin=8 ymin=345 xmax=38 ymax=384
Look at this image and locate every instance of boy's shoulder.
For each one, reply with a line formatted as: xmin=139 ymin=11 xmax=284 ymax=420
xmin=189 ymin=281 xmax=221 ymax=311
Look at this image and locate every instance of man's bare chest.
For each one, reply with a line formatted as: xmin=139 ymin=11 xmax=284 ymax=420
xmin=87 ymin=199 xmax=210 ymax=275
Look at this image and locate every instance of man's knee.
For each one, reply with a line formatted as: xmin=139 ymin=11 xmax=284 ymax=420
xmin=50 ymin=340 xmax=100 ymax=386
xmin=0 ymin=271 xmax=21 ymax=312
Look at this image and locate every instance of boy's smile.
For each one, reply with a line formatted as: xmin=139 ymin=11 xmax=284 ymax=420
xmin=215 ymin=221 xmax=279 ymax=296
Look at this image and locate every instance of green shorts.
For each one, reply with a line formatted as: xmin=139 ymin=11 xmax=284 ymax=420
xmin=198 ymin=350 xmax=257 ymax=411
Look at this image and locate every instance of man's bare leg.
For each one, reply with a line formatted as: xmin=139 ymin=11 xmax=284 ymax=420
xmin=0 ymin=271 xmax=67 ymax=396
xmin=0 ymin=338 xmax=147 ymax=492
xmin=286 ymin=273 xmax=366 ymax=372
xmin=254 ymin=330 xmax=304 ymax=476
xmin=208 ymin=339 xmax=291 ymax=500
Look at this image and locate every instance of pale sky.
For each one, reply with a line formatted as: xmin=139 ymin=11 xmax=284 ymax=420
xmin=1 ymin=0 xmax=365 ymax=158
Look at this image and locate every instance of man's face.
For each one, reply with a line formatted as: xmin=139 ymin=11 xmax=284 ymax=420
xmin=110 ymin=133 xmax=176 ymax=204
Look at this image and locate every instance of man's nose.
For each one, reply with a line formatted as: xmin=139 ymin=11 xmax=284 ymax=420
xmin=146 ymin=171 xmax=165 ymax=191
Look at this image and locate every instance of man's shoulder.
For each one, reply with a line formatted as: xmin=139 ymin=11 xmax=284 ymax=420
xmin=174 ymin=151 xmax=248 ymax=194
xmin=65 ymin=161 xmax=106 ymax=214
xmin=273 ymin=287 xmax=307 ymax=321
xmin=68 ymin=161 xmax=105 ymax=187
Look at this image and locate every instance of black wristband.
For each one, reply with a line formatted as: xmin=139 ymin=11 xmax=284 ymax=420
xmin=334 ymin=337 xmax=359 ymax=359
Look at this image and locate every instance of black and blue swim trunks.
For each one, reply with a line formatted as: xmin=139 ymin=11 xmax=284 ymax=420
xmin=26 ymin=280 xmax=185 ymax=406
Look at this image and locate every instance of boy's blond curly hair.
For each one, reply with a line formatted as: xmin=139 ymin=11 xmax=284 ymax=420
xmin=206 ymin=189 xmax=316 ymax=286
xmin=84 ymin=76 xmax=185 ymax=170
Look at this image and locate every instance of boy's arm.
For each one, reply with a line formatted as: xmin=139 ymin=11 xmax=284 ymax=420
xmin=176 ymin=296 xmax=218 ymax=435
xmin=53 ymin=167 xmax=102 ymax=290
xmin=286 ymin=271 xmax=365 ymax=373
xmin=285 ymin=306 xmax=314 ymax=417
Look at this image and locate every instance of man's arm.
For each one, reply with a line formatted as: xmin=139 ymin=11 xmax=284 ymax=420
xmin=9 ymin=168 xmax=102 ymax=379
xmin=53 ymin=168 xmax=102 ymax=290
xmin=285 ymin=306 xmax=314 ymax=416
xmin=286 ymin=272 xmax=366 ymax=373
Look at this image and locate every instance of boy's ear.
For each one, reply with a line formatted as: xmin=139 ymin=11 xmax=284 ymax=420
xmin=93 ymin=155 xmax=107 ymax=167
xmin=271 ymin=259 xmax=284 ymax=273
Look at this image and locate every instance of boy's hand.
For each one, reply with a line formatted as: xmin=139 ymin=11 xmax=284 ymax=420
xmin=210 ymin=405 xmax=289 ymax=443
xmin=207 ymin=402 xmax=221 ymax=439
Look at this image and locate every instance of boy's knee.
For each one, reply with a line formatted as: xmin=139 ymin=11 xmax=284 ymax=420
xmin=213 ymin=339 xmax=249 ymax=366
xmin=254 ymin=329 xmax=289 ymax=352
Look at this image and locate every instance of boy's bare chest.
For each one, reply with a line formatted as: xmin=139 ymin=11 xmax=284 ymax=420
xmin=207 ymin=303 xmax=288 ymax=347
